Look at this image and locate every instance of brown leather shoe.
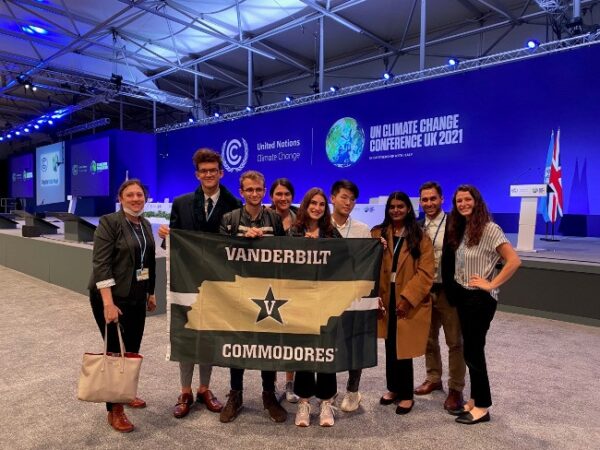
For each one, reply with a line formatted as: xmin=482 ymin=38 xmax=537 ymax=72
xmin=414 ymin=380 xmax=443 ymax=395
xmin=219 ymin=390 xmax=243 ymax=423
xmin=444 ymin=389 xmax=464 ymax=411
xmin=197 ymin=389 xmax=223 ymax=413
xmin=262 ymin=390 xmax=288 ymax=423
xmin=128 ymin=397 xmax=146 ymax=408
xmin=107 ymin=404 xmax=134 ymax=433
xmin=173 ymin=392 xmax=194 ymax=418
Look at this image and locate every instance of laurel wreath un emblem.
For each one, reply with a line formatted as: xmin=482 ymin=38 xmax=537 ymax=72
xmin=221 ymin=138 xmax=249 ymax=172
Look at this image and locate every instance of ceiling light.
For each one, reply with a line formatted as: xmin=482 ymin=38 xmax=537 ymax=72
xmin=383 ymin=72 xmax=393 ymax=80
xmin=448 ymin=58 xmax=459 ymax=66
xmin=15 ymin=131 xmax=21 ymax=135
xmin=526 ymin=39 xmax=540 ymax=49
xmin=285 ymin=95 xmax=294 ymax=102
xmin=329 ymin=85 xmax=339 ymax=93
xmin=48 ymin=120 xmax=54 ymax=125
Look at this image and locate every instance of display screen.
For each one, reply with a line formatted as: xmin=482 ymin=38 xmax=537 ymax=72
xmin=36 ymin=142 xmax=66 ymax=205
xmin=70 ymin=136 xmax=110 ymax=197
xmin=9 ymin=153 xmax=34 ymax=198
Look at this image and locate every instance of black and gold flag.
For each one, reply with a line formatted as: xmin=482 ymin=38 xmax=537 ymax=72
xmin=169 ymin=230 xmax=382 ymax=373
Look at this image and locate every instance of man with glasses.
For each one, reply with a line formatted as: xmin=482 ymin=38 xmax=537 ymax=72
xmin=329 ymin=180 xmax=372 ymax=412
xmin=158 ymin=148 xmax=241 ymax=419
xmin=219 ymin=170 xmax=288 ymax=423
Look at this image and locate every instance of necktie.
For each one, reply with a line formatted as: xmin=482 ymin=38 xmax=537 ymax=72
xmin=206 ymin=198 xmax=214 ymax=218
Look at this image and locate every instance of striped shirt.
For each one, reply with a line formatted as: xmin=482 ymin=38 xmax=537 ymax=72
xmin=455 ymin=222 xmax=509 ymax=300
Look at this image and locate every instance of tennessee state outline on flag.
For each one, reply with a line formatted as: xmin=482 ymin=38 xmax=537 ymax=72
xmin=168 ymin=230 xmax=382 ymax=373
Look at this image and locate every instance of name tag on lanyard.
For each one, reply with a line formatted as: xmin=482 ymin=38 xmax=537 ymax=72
xmin=136 ymin=267 xmax=149 ymax=281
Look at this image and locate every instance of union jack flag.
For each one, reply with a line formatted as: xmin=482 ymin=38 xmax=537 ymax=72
xmin=539 ymin=129 xmax=563 ymax=223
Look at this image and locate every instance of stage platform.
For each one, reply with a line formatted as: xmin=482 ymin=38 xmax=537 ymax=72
xmin=1 ymin=223 xmax=598 ymax=326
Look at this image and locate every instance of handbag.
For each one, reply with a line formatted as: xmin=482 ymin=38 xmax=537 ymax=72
xmin=77 ymin=323 xmax=143 ymax=403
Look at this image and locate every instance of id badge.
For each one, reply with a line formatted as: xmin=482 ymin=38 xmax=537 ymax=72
xmin=390 ymin=272 xmax=396 ymax=283
xmin=136 ymin=268 xmax=149 ymax=281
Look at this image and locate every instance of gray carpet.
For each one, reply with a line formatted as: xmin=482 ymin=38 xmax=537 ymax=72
xmin=1 ymin=265 xmax=599 ymax=450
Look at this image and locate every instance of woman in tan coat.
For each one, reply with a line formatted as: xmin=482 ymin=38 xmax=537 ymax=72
xmin=372 ymin=191 xmax=434 ymax=415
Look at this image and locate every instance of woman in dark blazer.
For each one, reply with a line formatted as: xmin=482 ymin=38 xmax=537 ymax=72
xmin=88 ymin=179 xmax=156 ymax=433
xmin=372 ymin=192 xmax=434 ymax=415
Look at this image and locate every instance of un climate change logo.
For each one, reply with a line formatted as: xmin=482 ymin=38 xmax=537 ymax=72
xmin=221 ymin=138 xmax=249 ymax=172
xmin=326 ymin=117 xmax=365 ymax=168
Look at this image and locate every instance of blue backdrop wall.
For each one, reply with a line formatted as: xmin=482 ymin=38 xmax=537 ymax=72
xmin=157 ymin=44 xmax=599 ymax=235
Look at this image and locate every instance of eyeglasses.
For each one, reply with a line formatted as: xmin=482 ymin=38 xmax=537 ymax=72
xmin=198 ymin=168 xmax=219 ymax=176
xmin=242 ymin=187 xmax=265 ymax=194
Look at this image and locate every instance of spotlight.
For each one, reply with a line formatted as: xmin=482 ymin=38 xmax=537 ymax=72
xmin=285 ymin=95 xmax=294 ymax=102
xmin=7 ymin=134 xmax=12 ymax=139
xmin=48 ymin=120 xmax=54 ymax=125
xmin=329 ymin=85 xmax=339 ymax=93
xmin=214 ymin=112 xmax=220 ymax=118
xmin=0 ymin=137 xmax=3 ymax=141
xmin=448 ymin=58 xmax=459 ymax=66
xmin=110 ymin=73 xmax=123 ymax=91
xmin=245 ymin=105 xmax=254 ymax=112
xmin=383 ymin=72 xmax=393 ymax=80
xmin=24 ymin=127 xmax=30 ymax=133
xmin=24 ymin=81 xmax=31 ymax=89
xmin=29 ymin=26 xmax=48 ymax=35
xmin=15 ymin=131 xmax=21 ymax=135
xmin=526 ymin=39 xmax=540 ymax=49
xmin=32 ymin=85 xmax=38 ymax=92
xmin=188 ymin=117 xmax=194 ymax=123
xmin=34 ymin=124 xmax=40 ymax=129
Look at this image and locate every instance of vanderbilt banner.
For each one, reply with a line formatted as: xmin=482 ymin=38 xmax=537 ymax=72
xmin=168 ymin=230 xmax=382 ymax=373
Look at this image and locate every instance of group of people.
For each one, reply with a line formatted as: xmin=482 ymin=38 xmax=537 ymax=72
xmin=88 ymin=147 xmax=520 ymax=433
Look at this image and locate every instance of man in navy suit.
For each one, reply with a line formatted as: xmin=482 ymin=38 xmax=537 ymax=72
xmin=159 ymin=148 xmax=241 ymax=419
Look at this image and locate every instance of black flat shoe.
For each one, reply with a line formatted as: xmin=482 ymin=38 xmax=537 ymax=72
xmin=395 ymin=401 xmax=414 ymax=415
xmin=448 ymin=407 xmax=470 ymax=416
xmin=455 ymin=412 xmax=490 ymax=425
xmin=379 ymin=394 xmax=397 ymax=405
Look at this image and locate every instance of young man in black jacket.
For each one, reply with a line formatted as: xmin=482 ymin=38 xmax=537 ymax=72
xmin=218 ymin=170 xmax=287 ymax=423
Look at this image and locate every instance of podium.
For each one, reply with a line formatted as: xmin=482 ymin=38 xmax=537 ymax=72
xmin=46 ymin=212 xmax=97 ymax=242
xmin=11 ymin=210 xmax=59 ymax=237
xmin=510 ymin=184 xmax=547 ymax=252
xmin=0 ymin=213 xmax=18 ymax=229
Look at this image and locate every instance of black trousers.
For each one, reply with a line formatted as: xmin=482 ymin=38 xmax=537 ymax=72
xmin=384 ymin=286 xmax=414 ymax=401
xmin=90 ymin=291 xmax=147 ymax=411
xmin=230 ymin=368 xmax=276 ymax=392
xmin=455 ymin=287 xmax=497 ymax=408
xmin=293 ymin=371 xmax=337 ymax=400
xmin=347 ymin=369 xmax=362 ymax=393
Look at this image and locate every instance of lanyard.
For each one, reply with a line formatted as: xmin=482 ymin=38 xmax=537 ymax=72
xmin=426 ymin=213 xmax=446 ymax=248
xmin=333 ymin=217 xmax=352 ymax=238
xmin=127 ymin=219 xmax=147 ymax=269
xmin=393 ymin=235 xmax=402 ymax=255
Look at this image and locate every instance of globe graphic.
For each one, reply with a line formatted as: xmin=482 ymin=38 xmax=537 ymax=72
xmin=325 ymin=117 xmax=365 ymax=168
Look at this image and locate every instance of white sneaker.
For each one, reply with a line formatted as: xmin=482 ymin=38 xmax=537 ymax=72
xmin=341 ymin=391 xmax=362 ymax=412
xmin=285 ymin=381 xmax=299 ymax=403
xmin=295 ymin=401 xmax=311 ymax=427
xmin=319 ymin=400 xmax=336 ymax=427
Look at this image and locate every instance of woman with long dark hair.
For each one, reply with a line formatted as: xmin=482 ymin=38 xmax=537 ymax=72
xmin=88 ymin=179 xmax=156 ymax=433
xmin=289 ymin=188 xmax=341 ymax=427
xmin=445 ymin=185 xmax=520 ymax=425
xmin=372 ymin=192 xmax=434 ymax=415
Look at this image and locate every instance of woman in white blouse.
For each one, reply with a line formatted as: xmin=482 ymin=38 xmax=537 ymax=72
xmin=445 ymin=185 xmax=521 ymax=425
